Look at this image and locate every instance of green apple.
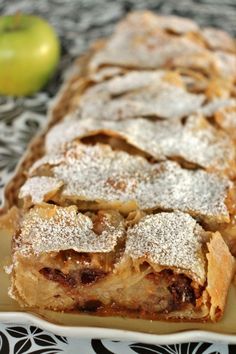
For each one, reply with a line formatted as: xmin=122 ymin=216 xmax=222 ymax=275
xmin=0 ymin=14 xmax=60 ymax=96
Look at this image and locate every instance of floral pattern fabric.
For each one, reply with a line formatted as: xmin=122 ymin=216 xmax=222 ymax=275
xmin=0 ymin=323 xmax=235 ymax=354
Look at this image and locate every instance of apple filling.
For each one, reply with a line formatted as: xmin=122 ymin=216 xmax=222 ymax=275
xmin=38 ymin=260 xmax=202 ymax=316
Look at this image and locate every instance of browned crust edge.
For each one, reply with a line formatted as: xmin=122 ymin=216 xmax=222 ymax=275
xmin=206 ymin=232 xmax=235 ymax=320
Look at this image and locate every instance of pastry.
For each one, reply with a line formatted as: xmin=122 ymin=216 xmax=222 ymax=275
xmin=10 ymin=206 xmax=234 ymax=321
xmin=1 ymin=11 xmax=236 ymax=321
xmin=21 ymin=142 xmax=234 ymax=226
xmin=89 ymin=12 xmax=236 ymax=77
xmin=45 ymin=114 xmax=236 ymax=177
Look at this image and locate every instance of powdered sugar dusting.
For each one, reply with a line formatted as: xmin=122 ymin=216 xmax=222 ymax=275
xmin=215 ymin=104 xmax=236 ymax=132
xmin=78 ymin=78 xmax=205 ymax=120
xmin=29 ymin=154 xmax=64 ymax=175
xmin=200 ymin=98 xmax=236 ymax=117
xmin=86 ymin=70 xmax=165 ymax=96
xmin=18 ymin=205 xmax=125 ymax=255
xmin=32 ymin=143 xmax=230 ymax=223
xmin=126 ymin=211 xmax=206 ymax=283
xmin=213 ymin=51 xmax=236 ymax=78
xmin=45 ymin=115 xmax=235 ymax=173
xmin=90 ymin=66 xmax=127 ymax=82
xmin=202 ymin=28 xmax=236 ymax=52
xmin=147 ymin=14 xmax=199 ymax=34
xmin=89 ymin=12 xmax=208 ymax=72
xmin=19 ymin=177 xmax=64 ymax=204
xmin=4 ymin=264 xmax=13 ymax=275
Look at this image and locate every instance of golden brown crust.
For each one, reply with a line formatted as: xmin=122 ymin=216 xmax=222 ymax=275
xmin=218 ymin=218 xmax=236 ymax=257
xmin=2 ymin=11 xmax=236 ymax=323
xmin=9 ymin=208 xmax=231 ymax=322
xmin=50 ymin=42 xmax=105 ymax=124
xmin=1 ymin=30 xmax=236 ymax=213
xmin=206 ymin=232 xmax=235 ymax=320
xmin=44 ymin=114 xmax=236 ymax=178
xmin=0 ymin=207 xmax=21 ymax=233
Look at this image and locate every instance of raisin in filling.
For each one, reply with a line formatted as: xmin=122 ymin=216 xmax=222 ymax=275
xmin=80 ymin=268 xmax=107 ymax=284
xmin=147 ymin=269 xmax=199 ymax=310
xmin=39 ymin=268 xmax=77 ymax=288
xmin=167 ymin=275 xmax=196 ymax=306
xmin=39 ymin=267 xmax=107 ymax=287
xmin=78 ymin=300 xmax=103 ymax=312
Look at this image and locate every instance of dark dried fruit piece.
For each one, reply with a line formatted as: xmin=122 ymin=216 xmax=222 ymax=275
xmin=82 ymin=300 xmax=103 ymax=312
xmin=39 ymin=267 xmax=77 ymax=288
xmin=80 ymin=268 xmax=107 ymax=285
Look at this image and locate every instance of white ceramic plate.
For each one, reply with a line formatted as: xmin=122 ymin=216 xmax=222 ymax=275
xmin=0 ymin=311 xmax=236 ymax=344
xmin=1 ymin=229 xmax=236 ymax=344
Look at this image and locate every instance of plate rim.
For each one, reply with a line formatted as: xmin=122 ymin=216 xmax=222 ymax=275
xmin=0 ymin=311 xmax=236 ymax=344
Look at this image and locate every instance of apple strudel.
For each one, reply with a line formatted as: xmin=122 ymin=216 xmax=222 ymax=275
xmin=1 ymin=11 xmax=236 ymax=322
xmin=10 ymin=205 xmax=234 ymax=321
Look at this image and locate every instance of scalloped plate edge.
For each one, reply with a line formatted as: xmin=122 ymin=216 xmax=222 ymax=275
xmin=0 ymin=312 xmax=236 ymax=344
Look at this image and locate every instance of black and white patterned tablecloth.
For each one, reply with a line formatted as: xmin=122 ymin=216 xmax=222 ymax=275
xmin=1 ymin=323 xmax=236 ymax=354
xmin=0 ymin=0 xmax=236 ymax=353
xmin=0 ymin=323 xmax=235 ymax=354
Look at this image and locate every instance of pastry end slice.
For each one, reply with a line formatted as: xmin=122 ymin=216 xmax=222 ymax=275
xmin=10 ymin=205 xmax=235 ymax=321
